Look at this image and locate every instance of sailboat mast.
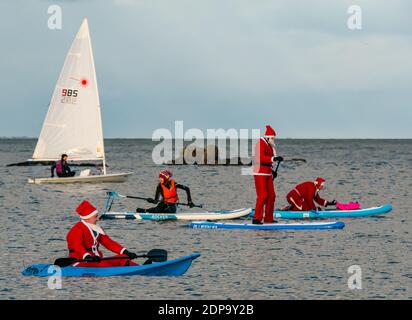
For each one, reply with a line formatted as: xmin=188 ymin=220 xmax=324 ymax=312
xmin=102 ymin=148 xmax=107 ymax=175
xmin=87 ymin=19 xmax=107 ymax=175
xmin=96 ymin=99 xmax=107 ymax=175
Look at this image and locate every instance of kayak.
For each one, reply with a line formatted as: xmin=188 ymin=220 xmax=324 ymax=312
xmin=100 ymin=208 xmax=252 ymax=221
xmin=189 ymin=221 xmax=345 ymax=230
xmin=247 ymin=204 xmax=392 ymax=219
xmin=21 ymin=253 xmax=200 ymax=277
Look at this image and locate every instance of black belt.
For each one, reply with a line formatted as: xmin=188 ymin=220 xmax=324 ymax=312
xmin=255 ymin=163 xmax=272 ymax=167
xmin=69 ymin=247 xmax=93 ymax=253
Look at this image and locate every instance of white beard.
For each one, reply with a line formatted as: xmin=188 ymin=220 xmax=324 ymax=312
xmin=266 ymin=138 xmax=275 ymax=147
xmin=84 ymin=221 xmax=105 ymax=235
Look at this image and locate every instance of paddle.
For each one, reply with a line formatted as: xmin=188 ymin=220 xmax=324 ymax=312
xmin=108 ymin=191 xmax=203 ymax=208
xmin=272 ymin=158 xmax=282 ymax=181
xmin=105 ymin=192 xmax=116 ymax=212
xmin=53 ymin=249 xmax=167 ymax=268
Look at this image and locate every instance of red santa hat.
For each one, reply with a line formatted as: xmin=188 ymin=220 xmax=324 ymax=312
xmin=314 ymin=177 xmax=326 ymax=187
xmin=159 ymin=169 xmax=172 ymax=181
xmin=264 ymin=125 xmax=276 ymax=138
xmin=76 ymin=200 xmax=98 ymax=219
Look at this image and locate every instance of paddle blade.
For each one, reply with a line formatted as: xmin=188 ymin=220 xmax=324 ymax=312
xmin=107 ymin=191 xmax=120 ymax=198
xmin=53 ymin=257 xmax=77 ymax=268
xmin=146 ymin=249 xmax=167 ymax=262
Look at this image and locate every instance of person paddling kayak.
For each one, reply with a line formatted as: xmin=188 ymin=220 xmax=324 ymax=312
xmin=284 ymin=177 xmax=337 ymax=211
xmin=136 ymin=170 xmax=195 ymax=213
xmin=51 ymin=154 xmax=75 ymax=178
xmin=67 ymin=200 xmax=138 ymax=267
xmin=252 ymin=125 xmax=283 ymax=224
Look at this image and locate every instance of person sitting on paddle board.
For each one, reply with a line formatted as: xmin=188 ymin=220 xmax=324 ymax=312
xmin=136 ymin=170 xmax=195 ymax=213
xmin=67 ymin=200 xmax=138 ymax=267
xmin=284 ymin=177 xmax=337 ymax=211
xmin=252 ymin=125 xmax=283 ymax=224
xmin=51 ymin=154 xmax=75 ymax=178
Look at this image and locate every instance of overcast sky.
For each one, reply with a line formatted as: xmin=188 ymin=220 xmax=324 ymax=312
xmin=1 ymin=0 xmax=411 ymax=138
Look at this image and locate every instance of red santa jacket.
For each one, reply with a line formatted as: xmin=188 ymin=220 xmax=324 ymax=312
xmin=66 ymin=221 xmax=126 ymax=259
xmin=253 ymin=137 xmax=276 ymax=175
xmin=287 ymin=181 xmax=328 ymax=210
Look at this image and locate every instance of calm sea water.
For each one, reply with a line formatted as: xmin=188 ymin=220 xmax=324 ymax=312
xmin=0 ymin=139 xmax=411 ymax=299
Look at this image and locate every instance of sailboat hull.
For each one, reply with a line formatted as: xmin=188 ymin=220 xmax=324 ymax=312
xmin=28 ymin=172 xmax=132 ymax=184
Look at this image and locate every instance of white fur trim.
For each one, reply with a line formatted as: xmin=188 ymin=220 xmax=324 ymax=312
xmin=80 ymin=209 xmax=98 ymax=220
xmin=81 ymin=221 xmax=103 ymax=258
xmin=120 ymin=248 xmax=126 ymax=254
xmin=293 ymin=188 xmax=302 ymax=198
xmin=290 ymin=198 xmax=302 ymax=210
xmin=261 ymin=137 xmax=269 ymax=145
xmin=83 ymin=253 xmax=90 ymax=259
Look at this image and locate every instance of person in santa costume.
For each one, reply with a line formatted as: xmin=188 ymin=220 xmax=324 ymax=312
xmin=252 ymin=125 xmax=283 ymax=224
xmin=285 ymin=177 xmax=337 ymax=211
xmin=66 ymin=200 xmax=138 ymax=267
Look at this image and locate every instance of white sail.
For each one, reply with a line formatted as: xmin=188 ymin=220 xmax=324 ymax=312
xmin=32 ymin=18 xmax=105 ymax=162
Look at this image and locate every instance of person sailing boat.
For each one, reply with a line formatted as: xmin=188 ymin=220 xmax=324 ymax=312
xmin=27 ymin=19 xmax=132 ymax=184
xmin=51 ymin=154 xmax=75 ymax=178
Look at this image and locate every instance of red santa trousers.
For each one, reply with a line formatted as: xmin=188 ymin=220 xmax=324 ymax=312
xmin=253 ymin=175 xmax=275 ymax=222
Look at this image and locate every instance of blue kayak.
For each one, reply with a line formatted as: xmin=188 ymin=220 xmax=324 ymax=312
xmin=21 ymin=253 xmax=200 ymax=277
xmin=248 ymin=204 xmax=392 ymax=219
xmin=189 ymin=221 xmax=345 ymax=230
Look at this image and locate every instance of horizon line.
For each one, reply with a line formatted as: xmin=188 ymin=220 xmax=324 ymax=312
xmin=1 ymin=137 xmax=412 ymax=140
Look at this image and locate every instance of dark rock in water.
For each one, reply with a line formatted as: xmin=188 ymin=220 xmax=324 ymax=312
xmin=168 ymin=144 xmax=253 ymax=165
xmin=6 ymin=161 xmax=106 ymax=167
xmin=288 ymin=158 xmax=307 ymax=163
xmin=164 ymin=144 xmax=306 ymax=166
xmin=6 ymin=161 xmax=54 ymax=166
xmin=166 ymin=157 xmax=252 ymax=166
xmin=166 ymin=157 xmax=305 ymax=166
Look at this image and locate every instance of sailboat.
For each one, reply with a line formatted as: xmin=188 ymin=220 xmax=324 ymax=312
xmin=28 ymin=19 xmax=132 ymax=184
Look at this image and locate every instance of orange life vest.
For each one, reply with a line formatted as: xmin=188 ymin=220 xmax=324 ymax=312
xmin=161 ymin=179 xmax=178 ymax=204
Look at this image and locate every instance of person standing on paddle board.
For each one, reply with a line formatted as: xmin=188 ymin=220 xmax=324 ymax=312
xmin=51 ymin=154 xmax=75 ymax=178
xmin=252 ymin=125 xmax=283 ymax=224
xmin=67 ymin=200 xmax=138 ymax=267
xmin=136 ymin=170 xmax=195 ymax=213
xmin=285 ymin=177 xmax=337 ymax=211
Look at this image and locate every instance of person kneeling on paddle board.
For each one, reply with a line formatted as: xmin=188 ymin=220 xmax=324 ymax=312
xmin=67 ymin=200 xmax=138 ymax=267
xmin=252 ymin=125 xmax=283 ymax=224
xmin=136 ymin=170 xmax=195 ymax=213
xmin=284 ymin=177 xmax=337 ymax=211
xmin=51 ymin=154 xmax=75 ymax=178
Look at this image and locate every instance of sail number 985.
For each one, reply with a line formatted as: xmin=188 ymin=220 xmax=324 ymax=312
xmin=61 ymin=89 xmax=78 ymax=97
xmin=61 ymin=89 xmax=78 ymax=104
